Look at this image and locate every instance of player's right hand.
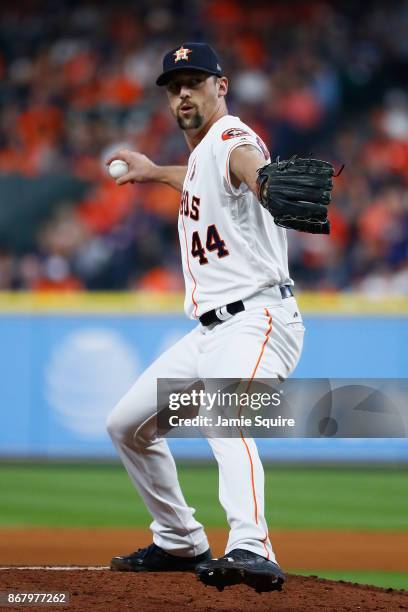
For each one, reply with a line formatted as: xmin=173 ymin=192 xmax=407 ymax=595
xmin=106 ymin=149 xmax=157 ymax=185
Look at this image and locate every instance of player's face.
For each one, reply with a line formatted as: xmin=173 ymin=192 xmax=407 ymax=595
xmin=166 ymin=71 xmax=226 ymax=130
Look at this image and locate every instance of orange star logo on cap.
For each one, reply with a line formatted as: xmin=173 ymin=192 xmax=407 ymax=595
xmin=174 ymin=46 xmax=192 ymax=62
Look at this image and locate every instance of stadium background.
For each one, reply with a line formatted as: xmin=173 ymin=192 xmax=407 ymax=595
xmin=0 ymin=0 xmax=407 ymax=595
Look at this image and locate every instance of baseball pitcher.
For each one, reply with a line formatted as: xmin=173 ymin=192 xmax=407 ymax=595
xmin=106 ymin=42 xmax=334 ymax=593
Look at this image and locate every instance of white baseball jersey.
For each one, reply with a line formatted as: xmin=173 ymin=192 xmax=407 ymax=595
xmin=178 ymin=114 xmax=293 ymax=319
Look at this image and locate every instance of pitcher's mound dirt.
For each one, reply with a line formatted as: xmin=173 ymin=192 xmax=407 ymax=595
xmin=0 ymin=569 xmax=407 ymax=612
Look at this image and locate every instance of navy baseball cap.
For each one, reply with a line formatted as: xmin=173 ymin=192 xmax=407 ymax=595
xmin=156 ymin=42 xmax=223 ymax=86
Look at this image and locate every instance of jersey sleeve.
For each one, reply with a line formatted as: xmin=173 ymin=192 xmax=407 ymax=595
xmin=213 ymin=125 xmax=270 ymax=197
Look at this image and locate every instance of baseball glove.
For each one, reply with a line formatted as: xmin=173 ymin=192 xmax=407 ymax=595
xmin=256 ymin=156 xmax=335 ymax=234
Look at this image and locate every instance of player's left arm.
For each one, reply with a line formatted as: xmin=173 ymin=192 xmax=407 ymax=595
xmin=230 ymin=143 xmax=335 ymax=234
xmin=229 ymin=144 xmax=267 ymax=196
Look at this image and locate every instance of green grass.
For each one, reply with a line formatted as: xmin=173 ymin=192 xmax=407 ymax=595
xmin=294 ymin=570 xmax=408 ymax=591
xmin=0 ymin=463 xmax=407 ymax=529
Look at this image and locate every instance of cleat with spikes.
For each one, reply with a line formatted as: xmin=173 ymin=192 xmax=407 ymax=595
xmin=111 ymin=543 xmax=212 ymax=572
xmin=196 ymin=548 xmax=285 ymax=593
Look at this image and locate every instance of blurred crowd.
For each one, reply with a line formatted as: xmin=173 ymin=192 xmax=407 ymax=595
xmin=0 ymin=0 xmax=407 ymax=294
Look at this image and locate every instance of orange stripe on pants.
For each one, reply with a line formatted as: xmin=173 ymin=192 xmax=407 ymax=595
xmin=239 ymin=308 xmax=273 ymax=556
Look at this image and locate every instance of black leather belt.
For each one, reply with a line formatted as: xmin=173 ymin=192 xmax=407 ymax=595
xmin=199 ymin=285 xmax=294 ymax=327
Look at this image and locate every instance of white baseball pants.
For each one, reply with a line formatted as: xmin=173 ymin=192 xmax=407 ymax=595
xmin=107 ymin=288 xmax=304 ymax=562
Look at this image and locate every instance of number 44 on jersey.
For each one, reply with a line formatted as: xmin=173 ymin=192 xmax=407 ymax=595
xmin=181 ymin=189 xmax=230 ymax=265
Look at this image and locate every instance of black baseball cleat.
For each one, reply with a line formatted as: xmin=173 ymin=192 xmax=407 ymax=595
xmin=196 ymin=548 xmax=285 ymax=593
xmin=110 ymin=543 xmax=212 ymax=572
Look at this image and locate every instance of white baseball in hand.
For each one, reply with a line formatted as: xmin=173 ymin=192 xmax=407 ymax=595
xmin=108 ymin=159 xmax=129 ymax=179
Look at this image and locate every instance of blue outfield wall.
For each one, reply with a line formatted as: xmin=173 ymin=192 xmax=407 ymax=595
xmin=0 ymin=313 xmax=407 ymax=461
